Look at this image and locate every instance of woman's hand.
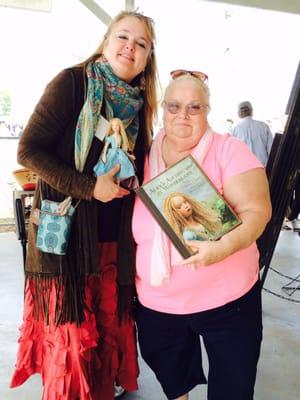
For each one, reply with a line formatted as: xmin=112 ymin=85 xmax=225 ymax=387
xmin=179 ymin=168 xmax=272 ymax=269
xmin=178 ymin=240 xmax=228 ymax=269
xmin=93 ymin=164 xmax=130 ymax=202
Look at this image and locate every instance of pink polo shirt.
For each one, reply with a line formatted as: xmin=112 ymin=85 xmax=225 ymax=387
xmin=132 ymin=133 xmax=263 ymax=314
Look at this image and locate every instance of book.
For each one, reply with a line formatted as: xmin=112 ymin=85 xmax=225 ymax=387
xmin=136 ymin=155 xmax=241 ymax=259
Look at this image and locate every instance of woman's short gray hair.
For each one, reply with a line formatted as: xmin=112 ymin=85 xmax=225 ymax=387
xmin=163 ymin=74 xmax=210 ymax=108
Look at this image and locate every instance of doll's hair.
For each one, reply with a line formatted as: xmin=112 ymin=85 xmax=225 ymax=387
xmin=105 ymin=118 xmax=130 ymax=152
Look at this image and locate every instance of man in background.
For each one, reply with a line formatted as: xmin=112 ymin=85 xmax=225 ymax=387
xmin=231 ymin=101 xmax=273 ymax=166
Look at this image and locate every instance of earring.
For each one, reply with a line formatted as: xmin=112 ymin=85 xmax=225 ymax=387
xmin=140 ymin=72 xmax=146 ymax=91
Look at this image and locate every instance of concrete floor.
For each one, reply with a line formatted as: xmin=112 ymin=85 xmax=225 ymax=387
xmin=1 ymin=230 xmax=300 ymax=400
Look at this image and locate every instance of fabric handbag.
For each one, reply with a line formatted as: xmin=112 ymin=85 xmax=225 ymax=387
xmin=36 ymin=195 xmax=79 ymax=256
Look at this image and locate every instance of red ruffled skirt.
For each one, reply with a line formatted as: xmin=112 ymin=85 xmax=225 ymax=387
xmin=10 ymin=243 xmax=139 ymax=399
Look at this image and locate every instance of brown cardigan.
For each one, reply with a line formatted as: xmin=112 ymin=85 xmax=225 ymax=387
xmin=18 ymin=66 xmax=147 ymax=324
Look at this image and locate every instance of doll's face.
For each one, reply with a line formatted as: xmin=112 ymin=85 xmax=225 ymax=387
xmin=172 ymin=196 xmax=192 ymax=218
xmin=111 ymin=121 xmax=121 ymax=134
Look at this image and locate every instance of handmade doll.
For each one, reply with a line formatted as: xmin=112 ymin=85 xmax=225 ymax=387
xmin=94 ymin=118 xmax=138 ymax=188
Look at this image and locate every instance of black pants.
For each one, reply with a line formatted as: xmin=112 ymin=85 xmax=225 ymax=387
xmin=135 ymin=281 xmax=262 ymax=400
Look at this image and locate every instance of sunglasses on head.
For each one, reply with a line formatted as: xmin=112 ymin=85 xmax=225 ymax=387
xmin=170 ymin=69 xmax=208 ymax=83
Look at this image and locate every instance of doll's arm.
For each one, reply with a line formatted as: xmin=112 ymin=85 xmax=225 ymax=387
xmin=127 ymin=152 xmax=136 ymax=161
xmin=101 ymin=140 xmax=109 ymax=163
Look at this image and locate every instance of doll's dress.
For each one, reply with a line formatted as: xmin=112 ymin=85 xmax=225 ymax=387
xmin=183 ymin=225 xmax=211 ymax=241
xmin=94 ymin=135 xmax=136 ymax=181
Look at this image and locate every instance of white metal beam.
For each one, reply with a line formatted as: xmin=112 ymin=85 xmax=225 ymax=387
xmin=78 ymin=0 xmax=111 ymax=25
xmin=78 ymin=0 xmax=136 ymax=26
xmin=207 ymin=0 xmax=300 ymax=15
xmin=0 ymin=0 xmax=52 ymax=12
xmin=125 ymin=0 xmax=135 ymax=11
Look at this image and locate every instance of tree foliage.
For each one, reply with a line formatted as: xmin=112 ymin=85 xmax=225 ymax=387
xmin=0 ymin=91 xmax=11 ymax=117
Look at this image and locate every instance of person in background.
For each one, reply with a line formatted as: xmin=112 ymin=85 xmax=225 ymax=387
xmin=231 ymin=101 xmax=274 ymax=166
xmin=10 ymin=10 xmax=158 ymax=400
xmin=132 ymin=71 xmax=271 ymax=400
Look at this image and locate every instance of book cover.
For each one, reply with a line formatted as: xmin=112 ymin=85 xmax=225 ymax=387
xmin=136 ymin=155 xmax=241 ymax=259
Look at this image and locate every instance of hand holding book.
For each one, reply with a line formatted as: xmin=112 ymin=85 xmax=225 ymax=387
xmin=136 ymin=155 xmax=241 ymax=259
xmin=178 ymin=238 xmax=232 ymax=268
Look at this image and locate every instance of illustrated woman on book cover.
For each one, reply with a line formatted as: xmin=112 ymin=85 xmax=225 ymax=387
xmin=163 ymin=192 xmax=222 ymax=242
xmin=132 ymin=71 xmax=272 ymax=400
xmin=94 ymin=117 xmax=138 ymax=188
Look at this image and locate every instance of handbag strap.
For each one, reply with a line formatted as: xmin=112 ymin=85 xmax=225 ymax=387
xmin=39 ymin=179 xmax=81 ymax=214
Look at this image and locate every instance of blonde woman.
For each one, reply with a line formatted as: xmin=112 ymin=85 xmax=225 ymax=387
xmin=163 ymin=191 xmax=222 ymax=242
xmin=11 ymin=10 xmax=158 ymax=400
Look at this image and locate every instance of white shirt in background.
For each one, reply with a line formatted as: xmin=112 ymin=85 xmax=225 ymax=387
xmin=231 ymin=116 xmax=273 ymax=166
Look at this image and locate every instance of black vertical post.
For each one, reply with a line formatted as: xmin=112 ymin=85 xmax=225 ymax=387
xmin=257 ymin=61 xmax=300 ymax=285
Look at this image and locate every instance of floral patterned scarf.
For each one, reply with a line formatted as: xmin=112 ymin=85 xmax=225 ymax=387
xmin=75 ymin=57 xmax=144 ymax=172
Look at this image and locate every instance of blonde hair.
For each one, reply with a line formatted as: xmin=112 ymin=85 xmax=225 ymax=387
xmin=163 ymin=192 xmax=221 ymax=240
xmin=106 ymin=118 xmax=129 ymax=152
xmin=78 ymin=10 xmax=159 ymax=149
xmin=164 ymin=74 xmax=210 ymax=113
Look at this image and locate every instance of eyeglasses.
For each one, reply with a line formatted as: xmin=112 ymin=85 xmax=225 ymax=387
xmin=164 ymin=101 xmax=209 ymax=116
xmin=170 ymin=69 xmax=208 ymax=83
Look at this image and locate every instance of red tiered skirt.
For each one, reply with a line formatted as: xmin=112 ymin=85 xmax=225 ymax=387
xmin=10 ymin=243 xmax=139 ymax=399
